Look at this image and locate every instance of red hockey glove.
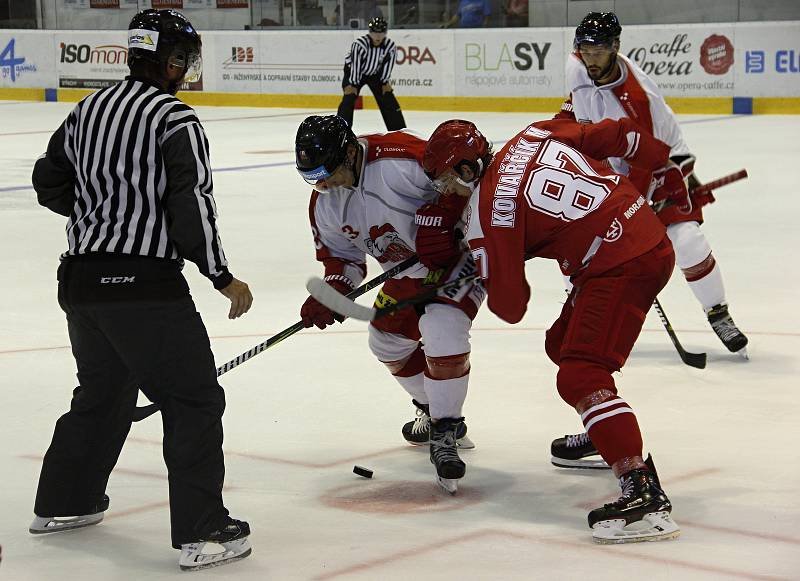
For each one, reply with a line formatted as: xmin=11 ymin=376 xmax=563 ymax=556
xmin=300 ymin=279 xmax=351 ymax=329
xmin=650 ymin=161 xmax=691 ymax=214
xmin=414 ymin=194 xmax=468 ymax=270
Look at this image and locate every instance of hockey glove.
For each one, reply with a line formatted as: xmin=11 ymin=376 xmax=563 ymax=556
xmin=414 ymin=194 xmax=468 ymax=270
xmin=687 ymin=171 xmax=717 ymax=209
xmin=301 ymin=278 xmax=351 ymax=329
xmin=650 ymin=161 xmax=691 ymax=214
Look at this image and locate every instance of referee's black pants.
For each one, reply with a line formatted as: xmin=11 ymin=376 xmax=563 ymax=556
xmin=337 ymin=66 xmax=406 ymax=131
xmin=33 ymin=255 xmax=229 ymax=548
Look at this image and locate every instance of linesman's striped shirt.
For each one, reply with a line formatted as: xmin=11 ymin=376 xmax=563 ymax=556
xmin=32 ymin=77 xmax=232 ymax=289
xmin=344 ymin=35 xmax=397 ymax=86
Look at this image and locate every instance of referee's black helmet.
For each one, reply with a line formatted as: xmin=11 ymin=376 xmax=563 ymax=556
xmin=128 ymin=9 xmax=202 ymax=84
xmin=368 ymin=16 xmax=388 ymax=33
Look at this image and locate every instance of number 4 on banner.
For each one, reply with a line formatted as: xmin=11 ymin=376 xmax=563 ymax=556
xmin=0 ymin=39 xmax=25 ymax=82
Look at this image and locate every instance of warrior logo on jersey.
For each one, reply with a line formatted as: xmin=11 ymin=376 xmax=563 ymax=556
xmin=366 ymin=224 xmax=414 ymax=263
xmin=603 ymin=218 xmax=623 ymax=242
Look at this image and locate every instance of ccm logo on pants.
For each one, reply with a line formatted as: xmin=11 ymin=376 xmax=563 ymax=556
xmin=99 ymin=276 xmax=136 ymax=284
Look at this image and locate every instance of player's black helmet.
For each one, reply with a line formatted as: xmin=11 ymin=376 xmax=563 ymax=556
xmin=128 ymin=9 xmax=202 ymax=85
xmin=295 ymin=115 xmax=356 ymax=186
xmin=368 ymin=16 xmax=388 ymax=33
xmin=574 ymin=12 xmax=622 ymax=48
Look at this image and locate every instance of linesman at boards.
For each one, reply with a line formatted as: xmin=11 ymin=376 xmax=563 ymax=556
xmin=337 ymin=16 xmax=407 ymax=131
xmin=29 ymin=8 xmax=254 ymax=571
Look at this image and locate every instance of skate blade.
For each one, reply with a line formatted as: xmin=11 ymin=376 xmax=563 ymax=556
xmin=551 ymin=456 xmax=610 ymax=470
xmin=29 ymin=513 xmax=104 ymax=535
xmin=405 ymin=436 xmax=475 ymax=449
xmin=457 ymin=435 xmax=475 ymax=450
xmin=592 ymin=512 xmax=680 ymax=544
xmin=179 ymin=538 xmax=252 ymax=571
xmin=436 ymin=476 xmax=459 ymax=495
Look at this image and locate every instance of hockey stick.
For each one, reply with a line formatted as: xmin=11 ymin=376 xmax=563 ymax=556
xmin=691 ymin=168 xmax=748 ymax=197
xmin=652 ymin=298 xmax=707 ymax=369
xmin=131 ymin=255 xmax=421 ymax=422
xmin=306 ymin=269 xmax=479 ymax=322
xmin=652 ymin=168 xmax=747 ymax=212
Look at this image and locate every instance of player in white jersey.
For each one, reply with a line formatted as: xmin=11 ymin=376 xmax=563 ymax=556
xmin=294 ymin=115 xmax=484 ymax=493
xmin=550 ymin=12 xmax=749 ymax=470
xmin=556 ymin=11 xmax=748 ymax=358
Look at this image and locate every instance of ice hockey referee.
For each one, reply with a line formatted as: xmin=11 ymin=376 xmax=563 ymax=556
xmin=29 ymin=8 xmax=253 ymax=571
xmin=337 ymin=16 xmax=406 ymax=131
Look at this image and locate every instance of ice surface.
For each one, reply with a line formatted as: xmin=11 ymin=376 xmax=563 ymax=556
xmin=1 ymin=101 xmax=798 ymax=579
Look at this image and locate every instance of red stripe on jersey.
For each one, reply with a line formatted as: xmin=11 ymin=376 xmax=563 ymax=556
xmin=682 ymin=252 xmax=716 ymax=282
xmin=612 ymin=65 xmax=654 ymax=134
xmin=365 ymin=132 xmax=427 ymax=163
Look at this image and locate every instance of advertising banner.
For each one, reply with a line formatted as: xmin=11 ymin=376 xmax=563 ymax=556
xmin=619 ymin=23 xmax=736 ymax=97
xmin=56 ymin=31 xmax=129 ymax=89
xmin=735 ymin=22 xmax=800 ymax=97
xmin=214 ymin=31 xmax=343 ymax=94
xmin=0 ymin=32 xmax=56 ymax=89
xmin=387 ymin=30 xmax=453 ymax=97
xmin=55 ymin=31 xmax=204 ymax=91
xmin=453 ymin=28 xmax=565 ymax=98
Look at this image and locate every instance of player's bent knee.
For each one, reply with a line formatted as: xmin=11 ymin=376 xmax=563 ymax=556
xmin=418 ymin=304 xmax=471 ymax=357
xmin=667 ymin=221 xmax=712 ymax=268
xmin=556 ymin=358 xmax=616 ymax=408
xmin=426 ymin=352 xmax=470 ymax=380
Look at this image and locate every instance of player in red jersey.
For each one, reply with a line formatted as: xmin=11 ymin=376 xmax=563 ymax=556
xmin=414 ymin=117 xmax=681 ymax=543
xmin=549 ymin=10 xmax=748 ymax=471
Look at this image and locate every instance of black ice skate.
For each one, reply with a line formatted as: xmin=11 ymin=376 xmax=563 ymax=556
xmin=179 ymin=518 xmax=252 ymax=571
xmin=402 ymin=399 xmax=474 ymax=448
xmin=707 ymin=303 xmax=749 ymax=358
xmin=430 ymin=417 xmax=466 ymax=494
xmin=29 ymin=495 xmax=109 ymax=534
xmin=588 ymin=456 xmax=680 ymax=544
xmin=551 ymin=432 xmax=609 ymax=469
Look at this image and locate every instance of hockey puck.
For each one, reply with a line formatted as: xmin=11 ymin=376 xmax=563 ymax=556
xmin=353 ymin=465 xmax=373 ymax=479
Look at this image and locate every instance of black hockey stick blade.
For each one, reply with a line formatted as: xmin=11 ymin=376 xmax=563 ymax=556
xmin=653 ymin=298 xmax=707 ymax=369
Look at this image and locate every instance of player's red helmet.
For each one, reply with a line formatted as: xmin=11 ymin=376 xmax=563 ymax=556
xmin=423 ymin=119 xmax=492 ymax=184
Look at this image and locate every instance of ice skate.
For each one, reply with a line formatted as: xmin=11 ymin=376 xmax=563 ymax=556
xmin=551 ymin=432 xmax=609 ymax=469
xmin=179 ymin=518 xmax=252 ymax=571
xmin=707 ymin=303 xmax=749 ymax=359
xmin=29 ymin=495 xmax=109 ymax=535
xmin=588 ymin=456 xmax=680 ymax=544
xmin=430 ymin=418 xmax=466 ymax=495
xmin=402 ymin=399 xmax=474 ymax=449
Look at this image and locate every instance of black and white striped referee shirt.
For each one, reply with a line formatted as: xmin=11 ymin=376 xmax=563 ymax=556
xmin=32 ymin=77 xmax=232 ymax=289
xmin=344 ymin=35 xmax=397 ymax=86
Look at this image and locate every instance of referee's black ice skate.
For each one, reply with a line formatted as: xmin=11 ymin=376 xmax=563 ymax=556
xmin=179 ymin=518 xmax=252 ymax=571
xmin=402 ymin=399 xmax=474 ymax=448
xmin=707 ymin=303 xmax=749 ymax=358
xmin=550 ymin=432 xmax=609 ymax=469
xmin=430 ymin=417 xmax=466 ymax=494
xmin=588 ymin=455 xmax=680 ymax=544
xmin=29 ymin=495 xmax=110 ymax=534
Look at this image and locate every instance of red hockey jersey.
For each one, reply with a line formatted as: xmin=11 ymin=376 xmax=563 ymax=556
xmin=463 ymin=118 xmax=671 ymax=323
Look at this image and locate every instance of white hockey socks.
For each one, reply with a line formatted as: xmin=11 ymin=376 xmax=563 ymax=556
xmin=687 ymin=262 xmax=726 ymax=311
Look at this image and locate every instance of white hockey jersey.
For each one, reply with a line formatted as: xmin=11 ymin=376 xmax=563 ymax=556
xmin=308 ymin=130 xmax=437 ymax=285
xmin=562 ymin=53 xmax=690 ymax=185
